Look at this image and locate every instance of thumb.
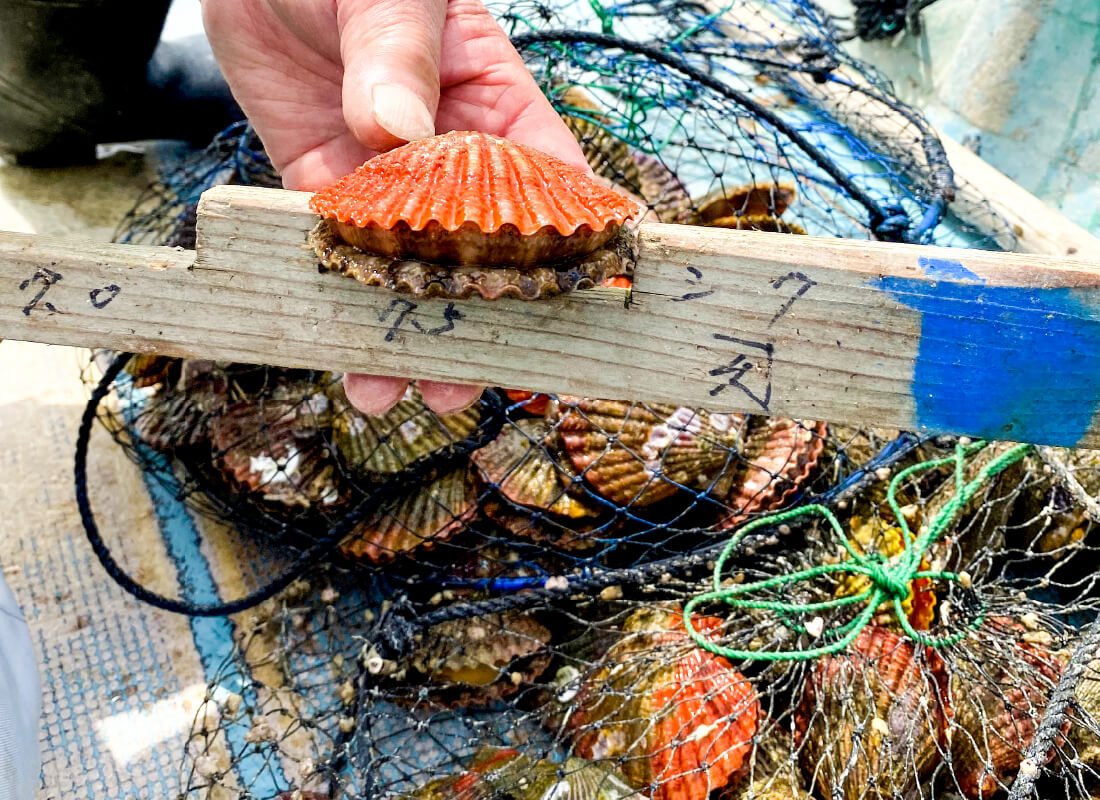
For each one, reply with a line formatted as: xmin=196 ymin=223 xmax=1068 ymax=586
xmin=337 ymin=0 xmax=447 ymax=152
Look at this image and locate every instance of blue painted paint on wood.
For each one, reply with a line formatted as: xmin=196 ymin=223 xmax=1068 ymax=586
xmin=872 ymin=272 xmax=1100 ymax=446
xmin=917 ymin=256 xmax=983 ymax=282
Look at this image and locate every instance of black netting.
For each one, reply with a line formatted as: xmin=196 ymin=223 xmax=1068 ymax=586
xmin=75 ymin=3 xmax=1100 ymax=799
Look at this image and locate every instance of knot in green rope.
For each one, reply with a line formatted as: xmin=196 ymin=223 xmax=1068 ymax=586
xmin=683 ymin=440 xmax=1033 ymax=663
xmin=863 ymin=556 xmax=911 ymax=601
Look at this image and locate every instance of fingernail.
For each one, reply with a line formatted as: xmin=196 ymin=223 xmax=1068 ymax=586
xmin=421 ymin=381 xmax=485 ymax=415
xmin=371 ymin=83 xmax=436 ymax=142
xmin=344 ymin=373 xmax=409 ymax=416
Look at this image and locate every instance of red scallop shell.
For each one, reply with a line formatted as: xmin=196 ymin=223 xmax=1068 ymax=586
xmin=718 ymin=418 xmax=827 ymax=529
xmin=309 ymin=131 xmax=638 ymax=268
xmin=571 ymin=607 xmax=760 ymax=800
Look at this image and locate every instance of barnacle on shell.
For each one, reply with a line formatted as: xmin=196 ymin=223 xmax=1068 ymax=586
xmin=403 ymin=611 xmax=552 ymax=707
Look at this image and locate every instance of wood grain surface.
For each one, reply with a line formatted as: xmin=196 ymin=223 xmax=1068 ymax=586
xmin=5 ymin=185 xmax=1100 ymax=446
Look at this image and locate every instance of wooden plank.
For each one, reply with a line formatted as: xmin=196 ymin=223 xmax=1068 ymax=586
xmin=939 ymin=135 xmax=1100 ymax=259
xmin=3 ymin=184 xmax=1100 ymax=448
xmin=706 ymin=2 xmax=1100 ymax=259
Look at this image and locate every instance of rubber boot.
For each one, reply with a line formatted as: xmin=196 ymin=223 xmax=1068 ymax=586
xmin=0 ymin=0 xmax=243 ymax=165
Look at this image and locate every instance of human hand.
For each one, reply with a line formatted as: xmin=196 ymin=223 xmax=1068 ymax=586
xmin=203 ymin=0 xmax=588 ymax=415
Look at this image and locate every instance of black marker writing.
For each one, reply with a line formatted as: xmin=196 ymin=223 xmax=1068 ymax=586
xmin=379 ymin=298 xmax=463 ymax=342
xmin=90 ymin=284 xmax=121 ymax=309
xmin=674 ymin=265 xmax=715 ymax=302
xmin=709 ymin=334 xmax=773 ymax=411
xmin=18 ymin=267 xmax=63 ymax=316
xmin=769 ymin=271 xmax=816 ymax=326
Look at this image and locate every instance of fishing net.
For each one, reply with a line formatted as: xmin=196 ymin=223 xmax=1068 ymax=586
xmin=73 ymin=2 xmax=1099 ymax=800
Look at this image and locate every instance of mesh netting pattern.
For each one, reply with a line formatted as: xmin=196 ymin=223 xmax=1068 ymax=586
xmin=75 ymin=2 xmax=1100 ymax=799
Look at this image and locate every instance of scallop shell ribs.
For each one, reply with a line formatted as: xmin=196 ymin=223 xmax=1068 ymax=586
xmin=570 ymin=607 xmax=760 ymax=800
xmin=309 ymin=131 xmax=639 ymax=300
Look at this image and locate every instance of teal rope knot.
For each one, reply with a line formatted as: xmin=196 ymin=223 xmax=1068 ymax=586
xmin=683 ymin=440 xmax=1033 ymax=662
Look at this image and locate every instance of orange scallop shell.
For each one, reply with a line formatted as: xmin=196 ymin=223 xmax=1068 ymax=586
xmin=570 ymin=607 xmax=760 ymax=800
xmin=794 ymin=626 xmax=949 ymax=800
xmin=503 ymin=389 xmax=551 ymax=417
xmin=309 ymin=131 xmax=638 ymax=268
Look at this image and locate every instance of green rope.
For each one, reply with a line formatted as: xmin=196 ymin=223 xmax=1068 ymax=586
xmin=683 ymin=440 xmax=1033 ymax=661
xmin=586 ymin=0 xmax=615 ymax=34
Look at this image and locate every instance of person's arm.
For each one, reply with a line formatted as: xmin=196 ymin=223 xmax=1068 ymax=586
xmin=203 ymin=0 xmax=588 ymax=416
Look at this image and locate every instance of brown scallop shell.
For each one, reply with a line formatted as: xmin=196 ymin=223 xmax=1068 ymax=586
xmin=134 ymin=361 xmax=233 ymax=450
xmin=310 ymin=130 xmax=638 ymax=267
xmin=340 ymin=466 xmax=475 ymax=563
xmin=209 ymin=393 xmax=338 ymax=508
xmin=331 ymin=385 xmax=480 ymax=477
xmin=309 ymin=218 xmax=636 ymax=301
xmin=694 ymin=183 xmax=796 ymax=223
xmin=717 ymin=418 xmax=827 ymax=529
xmin=556 ymin=398 xmax=749 ymax=507
xmin=482 ymin=498 xmax=611 ymax=551
xmin=408 ymin=748 xmax=642 ymax=800
xmin=1071 ymin=657 xmax=1100 ymax=771
xmin=472 ymin=418 xmax=596 ymax=518
xmin=706 ymin=215 xmax=807 ymax=235
xmin=559 ymin=88 xmax=693 ymax=224
xmin=794 ymin=626 xmax=949 ymax=800
xmin=569 ymin=607 xmax=760 ymax=800
xmin=948 ymin=620 xmax=1065 ymax=798
xmin=406 ymin=610 xmax=552 ymax=707
xmin=123 ymin=354 xmax=178 ymax=388
xmin=134 ymin=390 xmax=214 ymax=451
xmin=723 ymin=723 xmax=812 ymax=800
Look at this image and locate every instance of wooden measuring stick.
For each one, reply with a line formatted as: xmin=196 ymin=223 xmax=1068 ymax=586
xmin=3 ymin=184 xmax=1100 ymax=448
